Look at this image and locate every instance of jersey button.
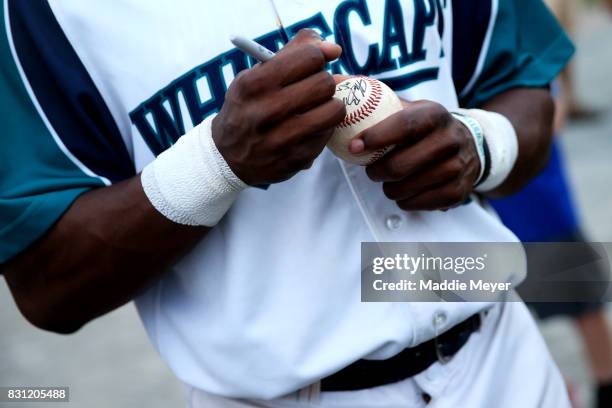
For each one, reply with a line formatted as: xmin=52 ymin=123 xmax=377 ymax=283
xmin=385 ymin=214 xmax=403 ymax=230
xmin=433 ymin=311 xmax=447 ymax=328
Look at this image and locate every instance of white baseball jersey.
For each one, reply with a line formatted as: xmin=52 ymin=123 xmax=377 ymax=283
xmin=1 ymin=0 xmax=573 ymax=400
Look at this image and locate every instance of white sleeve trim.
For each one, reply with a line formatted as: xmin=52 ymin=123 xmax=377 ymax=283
xmin=3 ymin=0 xmax=111 ymax=186
xmin=458 ymin=0 xmax=499 ymax=99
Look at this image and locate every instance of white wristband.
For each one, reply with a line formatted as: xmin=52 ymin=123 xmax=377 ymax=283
xmin=453 ymin=109 xmax=519 ymax=193
xmin=141 ymin=114 xmax=247 ymax=226
xmin=451 ymin=111 xmax=486 ymax=185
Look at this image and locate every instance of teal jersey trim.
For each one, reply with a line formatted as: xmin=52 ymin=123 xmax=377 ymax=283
xmin=0 ymin=2 xmax=104 ymax=263
xmin=459 ymin=0 xmax=575 ymax=108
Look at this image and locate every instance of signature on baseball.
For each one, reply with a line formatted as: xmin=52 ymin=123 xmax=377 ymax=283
xmin=337 ymin=78 xmax=368 ymax=106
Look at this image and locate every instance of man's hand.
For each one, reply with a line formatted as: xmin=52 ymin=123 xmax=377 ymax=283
xmin=351 ymin=100 xmax=481 ymax=211
xmin=213 ymin=29 xmax=346 ymax=185
xmin=0 ymin=30 xmax=345 ymax=334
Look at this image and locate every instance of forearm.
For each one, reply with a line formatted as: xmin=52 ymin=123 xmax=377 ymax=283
xmin=1 ymin=30 xmax=343 ymax=334
xmin=479 ymin=87 xmax=555 ymax=198
xmin=2 ymin=176 xmax=208 ymax=333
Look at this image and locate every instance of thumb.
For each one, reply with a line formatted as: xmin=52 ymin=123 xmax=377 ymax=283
xmin=333 ymin=74 xmax=352 ymax=85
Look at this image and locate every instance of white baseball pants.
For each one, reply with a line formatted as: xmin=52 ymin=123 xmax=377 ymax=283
xmin=187 ymin=302 xmax=570 ymax=408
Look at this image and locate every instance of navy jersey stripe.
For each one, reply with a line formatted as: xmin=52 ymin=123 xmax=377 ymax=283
xmin=451 ymin=0 xmax=492 ymax=98
xmin=7 ymin=0 xmax=134 ymax=184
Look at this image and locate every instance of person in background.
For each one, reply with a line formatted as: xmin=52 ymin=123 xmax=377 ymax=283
xmin=490 ymin=142 xmax=612 ymax=408
xmin=490 ymin=15 xmax=612 ymax=400
xmin=506 ymin=8 xmax=612 ymax=408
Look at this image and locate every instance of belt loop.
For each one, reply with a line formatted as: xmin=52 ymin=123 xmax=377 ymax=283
xmin=433 ymin=312 xmax=452 ymax=365
xmin=296 ymin=381 xmax=321 ymax=404
xmin=434 ymin=336 xmax=453 ymax=365
xmin=478 ymin=310 xmax=488 ymax=331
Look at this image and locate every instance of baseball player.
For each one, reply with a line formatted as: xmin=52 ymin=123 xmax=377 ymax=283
xmin=0 ymin=1 xmax=573 ymax=407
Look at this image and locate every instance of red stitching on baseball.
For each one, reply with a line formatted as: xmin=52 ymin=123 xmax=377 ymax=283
xmin=337 ymin=78 xmax=384 ymax=129
xmin=365 ymin=147 xmax=388 ymax=165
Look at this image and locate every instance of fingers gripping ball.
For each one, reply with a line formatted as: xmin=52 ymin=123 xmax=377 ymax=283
xmin=328 ymin=77 xmax=403 ymax=165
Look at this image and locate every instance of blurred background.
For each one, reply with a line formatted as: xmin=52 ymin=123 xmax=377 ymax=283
xmin=2 ymin=1 xmax=612 ymax=407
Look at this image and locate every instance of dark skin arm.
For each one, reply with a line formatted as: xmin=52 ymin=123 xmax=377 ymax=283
xmin=3 ymin=28 xmax=551 ymax=333
xmin=481 ymin=88 xmax=555 ymax=198
xmin=1 ymin=30 xmax=345 ymax=334
xmin=2 ymin=178 xmax=207 ymax=334
xmin=350 ymin=87 xmax=555 ymax=210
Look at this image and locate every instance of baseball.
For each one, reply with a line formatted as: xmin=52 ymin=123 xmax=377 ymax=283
xmin=328 ymin=77 xmax=403 ymax=166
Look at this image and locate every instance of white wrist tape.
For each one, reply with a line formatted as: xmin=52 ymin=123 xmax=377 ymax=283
xmin=453 ymin=109 xmax=519 ymax=192
xmin=141 ymin=114 xmax=247 ymax=226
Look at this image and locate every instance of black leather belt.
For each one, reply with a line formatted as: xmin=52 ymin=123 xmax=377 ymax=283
xmin=320 ymin=313 xmax=482 ymax=392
